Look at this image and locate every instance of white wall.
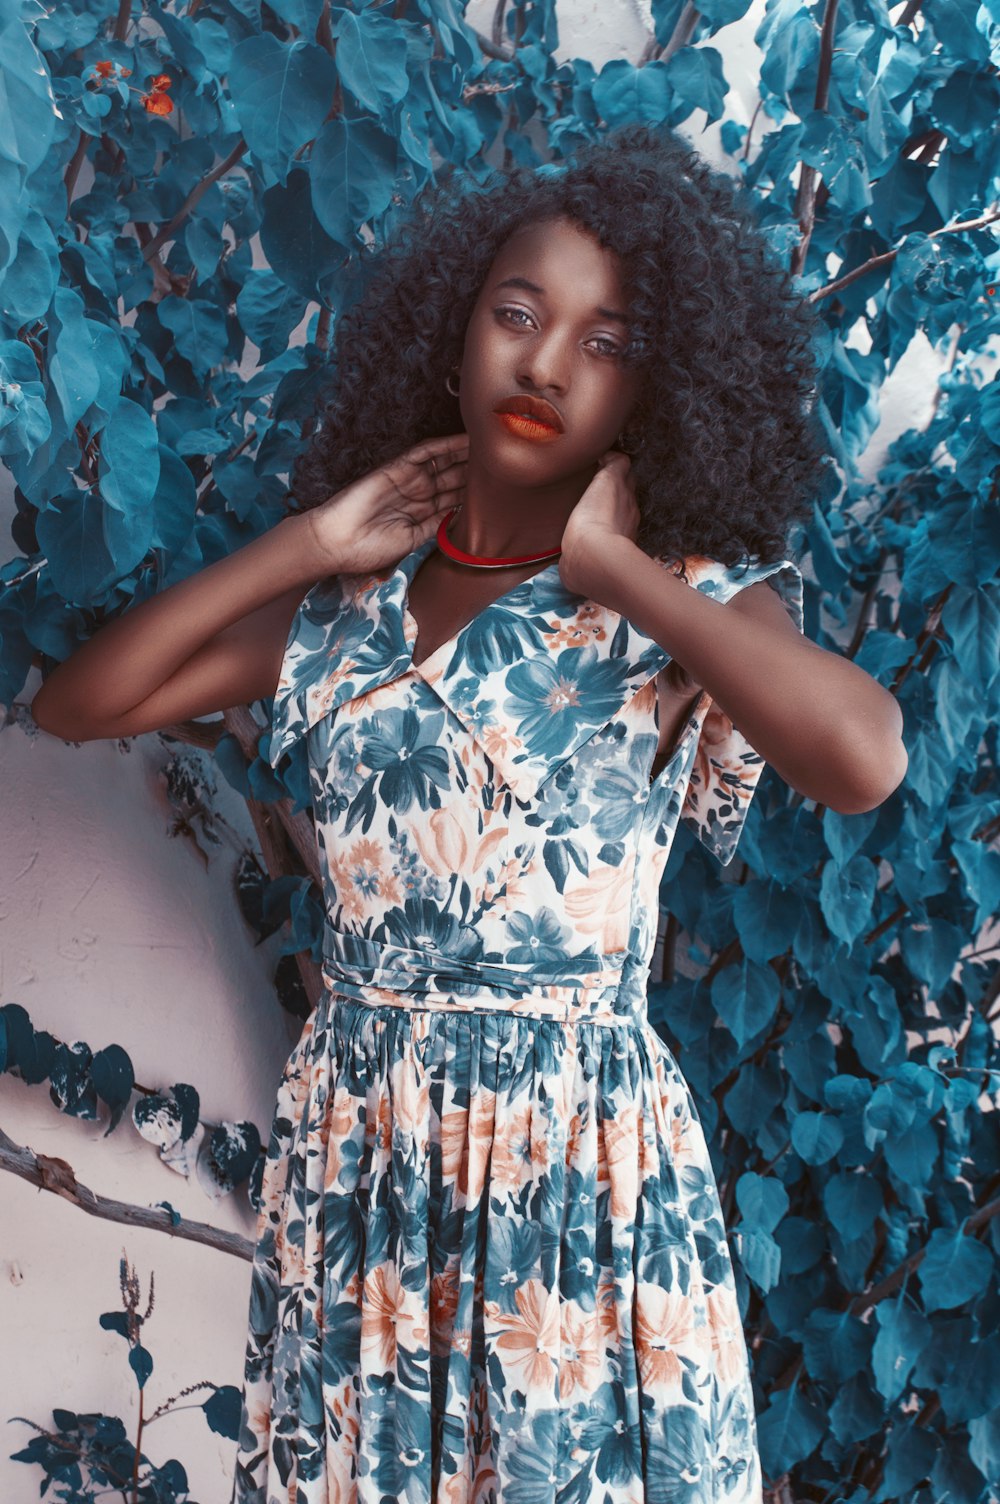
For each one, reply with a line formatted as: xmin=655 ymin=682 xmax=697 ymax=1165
xmin=0 ymin=2 xmax=950 ymax=1499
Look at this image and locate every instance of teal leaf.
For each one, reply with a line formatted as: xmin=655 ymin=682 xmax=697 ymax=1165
xmin=938 ymin=1335 xmax=1000 ymax=1424
xmin=917 ymin=1225 xmax=994 ymax=1314
xmin=0 ymin=339 xmax=50 ymax=457
xmin=333 ymin=9 xmax=410 ymax=113
xmin=731 ymin=877 xmax=802 ymax=962
xmin=736 ymin=1227 xmax=782 ymax=1293
xmin=37 ymin=487 xmax=154 ymax=604
xmin=48 ymin=1040 xmax=97 ymax=1119
xmin=828 ymin=1370 xmax=884 ymax=1445
xmin=48 ymin=286 xmax=101 ymax=433
xmin=900 ymin=916 xmax=965 ymax=995
xmin=883 ymin=1115 xmax=938 ymax=1190
xmin=236 ymin=269 xmax=308 ymax=363
xmin=952 ymin=838 xmax=1000 ymax=933
xmin=172 ymin=1083 xmax=201 ymax=1144
xmin=790 ymin=1110 xmax=844 ymax=1165
xmin=757 ymin=1381 xmax=826 ymax=1477
xmin=207 ymin=1118 xmax=262 ymax=1188
xmin=722 ymin=1058 xmax=783 ymax=1136
xmin=203 ymin=1384 xmax=242 ymax=1441
xmin=877 ymin=1419 xmax=940 ymax=1498
xmin=735 ymin=1171 xmax=789 ymax=1233
xmin=801 ymin=1307 xmax=872 ymax=1386
xmin=818 ymin=854 xmax=876 ymax=945
xmin=229 ymin=35 xmax=338 ymax=182
xmin=0 ymin=6 xmax=56 ymax=171
xmin=90 ymin=1043 xmax=136 ymax=1137
xmin=823 ymin=1170 xmax=883 ymax=1240
xmin=942 ymin=585 xmax=1000 ymax=693
xmin=260 ymin=168 xmax=343 ymax=303
xmin=663 ymin=44 xmax=728 ymax=123
xmin=592 ymin=60 xmax=673 ymax=127
xmin=968 ymin=1406 xmax=1000 ymax=1484
xmin=822 ymin=808 xmax=877 ymax=868
xmin=783 ymin=1027 xmax=836 ymax=1103
xmin=129 ymin=1343 xmax=154 ymax=1390
xmin=98 ymin=398 xmax=160 ymax=513
xmin=774 ymin=1215 xmax=826 ymax=1275
xmin=157 ymin=297 xmax=229 ymax=378
xmin=310 ymin=117 xmax=397 ymax=246
xmin=4 ymin=208 xmax=59 ymax=318
xmin=710 ymin=956 xmax=780 ymax=1047
xmin=871 ymin=1294 xmax=931 ymax=1402
xmin=148 ymin=444 xmax=198 ymax=555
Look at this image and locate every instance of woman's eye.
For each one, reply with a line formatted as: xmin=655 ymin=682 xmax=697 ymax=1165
xmin=496 ymin=306 xmax=534 ymax=328
xmin=495 ymin=308 xmax=621 ymax=358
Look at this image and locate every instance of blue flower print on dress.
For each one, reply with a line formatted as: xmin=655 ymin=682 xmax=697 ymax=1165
xmin=234 ymin=534 xmax=805 ymax=1504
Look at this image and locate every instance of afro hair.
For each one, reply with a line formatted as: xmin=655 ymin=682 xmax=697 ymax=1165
xmin=289 ymin=122 xmax=830 ymax=574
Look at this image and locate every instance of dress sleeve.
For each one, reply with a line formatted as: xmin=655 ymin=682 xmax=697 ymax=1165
xmin=266 ymin=574 xmax=351 ymax=768
xmin=678 ymin=555 xmax=805 ymax=866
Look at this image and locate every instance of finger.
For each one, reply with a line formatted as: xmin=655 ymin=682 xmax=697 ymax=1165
xmin=428 ymin=456 xmax=468 ymax=488
xmin=405 ymin=477 xmax=466 ymax=516
xmin=404 ymin=433 xmax=471 ymax=466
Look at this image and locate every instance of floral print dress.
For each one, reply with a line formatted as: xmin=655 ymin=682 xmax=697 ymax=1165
xmin=232 ymin=536 xmax=804 ymax=1504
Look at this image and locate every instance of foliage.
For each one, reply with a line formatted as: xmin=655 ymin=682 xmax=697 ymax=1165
xmin=0 ymin=0 xmax=998 ymax=1498
xmin=9 ymin=1252 xmax=241 ymax=1502
xmin=0 ymin=999 xmax=266 ymax=1205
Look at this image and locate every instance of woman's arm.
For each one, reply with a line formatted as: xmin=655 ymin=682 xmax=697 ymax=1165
xmin=584 ymin=535 xmax=907 ymax=814
xmin=30 ymin=512 xmax=325 ymax=742
xmin=30 ymin=432 xmax=470 ymax=744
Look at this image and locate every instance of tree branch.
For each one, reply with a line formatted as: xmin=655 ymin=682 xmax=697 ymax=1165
xmin=809 ymin=203 xmax=1000 ymax=306
xmin=141 ymin=138 xmax=248 ymax=265
xmin=0 ymin=1124 xmax=254 ymax=1261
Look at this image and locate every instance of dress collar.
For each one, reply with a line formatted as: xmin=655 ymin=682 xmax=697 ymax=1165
xmin=268 ymin=539 xmax=722 ymax=799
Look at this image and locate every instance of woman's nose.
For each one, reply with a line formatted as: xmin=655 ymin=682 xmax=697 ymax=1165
xmin=517 ymin=333 xmax=572 ymax=394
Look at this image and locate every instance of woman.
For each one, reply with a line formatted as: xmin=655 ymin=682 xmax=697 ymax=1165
xmin=32 ymin=124 xmax=907 ymax=1503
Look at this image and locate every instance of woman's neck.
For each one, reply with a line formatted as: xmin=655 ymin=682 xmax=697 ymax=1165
xmin=448 ymin=461 xmax=595 ymax=556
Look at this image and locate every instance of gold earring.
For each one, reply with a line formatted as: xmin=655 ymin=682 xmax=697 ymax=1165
xmin=616 ymin=426 xmax=645 ymax=454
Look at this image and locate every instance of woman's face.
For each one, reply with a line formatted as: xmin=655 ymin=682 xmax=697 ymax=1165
xmin=457 ymin=215 xmax=643 ymax=482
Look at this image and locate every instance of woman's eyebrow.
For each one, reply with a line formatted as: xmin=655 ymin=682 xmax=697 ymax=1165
xmin=493 ymin=274 xmax=631 ymax=327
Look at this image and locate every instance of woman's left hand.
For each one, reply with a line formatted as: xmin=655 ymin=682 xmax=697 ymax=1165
xmin=558 ymin=449 xmax=641 ymax=600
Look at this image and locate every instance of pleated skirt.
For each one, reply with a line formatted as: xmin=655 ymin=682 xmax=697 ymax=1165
xmin=230 ymin=989 xmax=763 ymax=1504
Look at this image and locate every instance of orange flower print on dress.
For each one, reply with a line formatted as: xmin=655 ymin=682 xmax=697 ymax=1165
xmin=599 ymin=1104 xmax=642 ymax=1221
xmin=485 ymin=1277 xmax=560 ymax=1390
xmin=562 ymin=860 xmax=632 ymax=953
xmin=634 ymin=1282 xmax=701 ymax=1396
xmin=558 ymin=1299 xmax=603 ymax=1400
xmin=490 ymin=1104 xmax=550 ymax=1193
xmin=360 ymin=1263 xmax=426 ymax=1371
xmin=429 ymin=1260 xmax=461 ymax=1357
xmin=706 ymin=1282 xmax=751 ymax=1387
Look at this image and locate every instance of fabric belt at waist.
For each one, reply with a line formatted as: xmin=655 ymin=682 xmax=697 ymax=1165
xmin=318 ymin=923 xmax=649 ymax=1027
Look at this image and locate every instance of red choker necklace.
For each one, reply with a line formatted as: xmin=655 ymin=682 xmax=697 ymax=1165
xmin=436 ymin=508 xmax=562 ymax=569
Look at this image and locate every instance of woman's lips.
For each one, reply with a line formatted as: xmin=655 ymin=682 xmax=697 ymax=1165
xmin=495 ymin=411 xmax=562 ymax=443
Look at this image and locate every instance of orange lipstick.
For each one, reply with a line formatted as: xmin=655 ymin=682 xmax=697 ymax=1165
xmin=495 ymin=411 xmax=562 ymax=443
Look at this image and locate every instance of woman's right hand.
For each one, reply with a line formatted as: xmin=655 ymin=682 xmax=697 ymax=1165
xmin=303 ymin=432 xmax=470 ymax=576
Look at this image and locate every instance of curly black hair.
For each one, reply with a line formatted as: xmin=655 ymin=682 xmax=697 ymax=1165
xmin=290 ymin=122 xmax=830 ymax=573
